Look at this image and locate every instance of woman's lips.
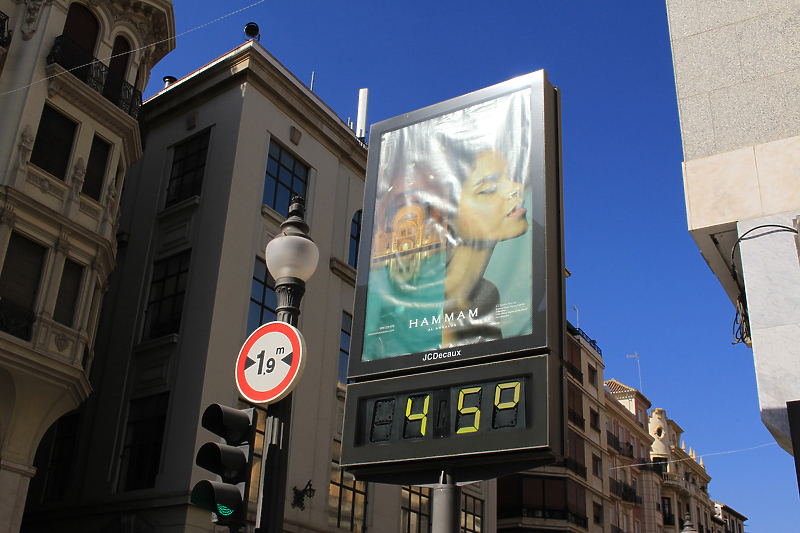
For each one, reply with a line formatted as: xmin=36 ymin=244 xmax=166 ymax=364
xmin=507 ymin=202 xmax=527 ymax=218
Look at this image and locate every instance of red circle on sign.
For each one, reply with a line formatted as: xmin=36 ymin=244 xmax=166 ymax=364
xmin=236 ymin=321 xmax=306 ymax=404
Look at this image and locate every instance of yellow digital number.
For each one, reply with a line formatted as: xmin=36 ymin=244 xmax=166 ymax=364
xmin=456 ymin=386 xmax=482 ymax=434
xmin=405 ymin=394 xmax=429 ymax=437
xmin=495 ymin=381 xmax=520 ymax=409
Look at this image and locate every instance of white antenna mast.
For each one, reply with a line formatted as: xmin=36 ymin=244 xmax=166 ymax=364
xmin=356 ymin=88 xmax=369 ymax=140
xmin=567 ymin=306 xmax=579 ymax=328
xmin=626 ymin=352 xmax=643 ymax=392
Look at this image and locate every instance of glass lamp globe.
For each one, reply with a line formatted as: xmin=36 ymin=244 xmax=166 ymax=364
xmin=265 ymin=234 xmax=319 ymax=282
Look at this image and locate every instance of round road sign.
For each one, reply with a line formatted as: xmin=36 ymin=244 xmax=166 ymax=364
xmin=236 ymin=321 xmax=306 ymax=404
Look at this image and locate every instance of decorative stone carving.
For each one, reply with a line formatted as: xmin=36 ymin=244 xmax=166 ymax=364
xmin=56 ymin=230 xmax=72 ymax=254
xmin=69 ymin=158 xmax=86 ymax=201
xmin=79 ymin=201 xmax=101 ymax=218
xmin=21 ymin=0 xmax=54 ymax=41
xmin=0 ymin=203 xmax=18 ymax=228
xmin=47 ymin=79 xmax=60 ymax=98
xmin=54 ymin=333 xmax=70 ymax=352
xmin=26 ymin=173 xmax=65 ymax=199
xmin=15 ymin=126 xmax=35 ymax=173
xmin=105 ymin=181 xmax=116 ymax=220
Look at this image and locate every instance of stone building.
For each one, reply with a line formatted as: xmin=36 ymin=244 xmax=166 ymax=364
xmin=648 ymin=408 xmax=713 ymax=533
xmin=19 ymin=38 xmax=495 ymax=533
xmin=497 ymin=323 xmax=611 ymax=533
xmin=605 ymin=380 xmax=661 ymax=533
xmin=665 ymin=0 xmax=800 ymax=454
xmin=0 ymin=1 xmax=174 ymax=531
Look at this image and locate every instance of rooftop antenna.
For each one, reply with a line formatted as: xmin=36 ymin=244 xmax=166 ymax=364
xmin=567 ymin=305 xmax=579 ymax=328
xmin=356 ymin=88 xmax=369 ymax=140
xmin=310 ymin=71 xmax=315 ymax=92
xmin=626 ymin=352 xmax=643 ymax=392
xmin=244 ymin=22 xmax=260 ymax=41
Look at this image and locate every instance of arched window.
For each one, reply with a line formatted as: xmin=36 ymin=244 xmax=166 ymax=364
xmin=63 ymin=3 xmax=99 ymax=56
xmin=109 ymin=35 xmax=131 ymax=81
xmin=348 ymin=210 xmax=362 ymax=269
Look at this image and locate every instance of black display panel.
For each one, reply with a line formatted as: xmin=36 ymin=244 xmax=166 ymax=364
xmin=341 ymin=356 xmax=558 ymax=484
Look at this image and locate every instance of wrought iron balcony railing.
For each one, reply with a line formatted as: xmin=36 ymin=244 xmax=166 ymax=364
xmin=565 ymin=359 xmax=583 ymax=383
xmin=0 ymin=10 xmax=12 ymax=48
xmin=663 ymin=513 xmax=676 ymax=526
xmin=46 ymin=35 xmax=142 ymax=119
xmin=622 ymin=442 xmax=635 ymax=458
xmin=0 ymin=299 xmax=35 ymax=341
xmin=564 ymin=458 xmax=587 ymax=479
xmin=610 ymin=525 xmax=623 ymax=533
xmin=609 ymin=477 xmax=623 ymax=498
xmin=607 ymin=431 xmax=622 ymax=453
xmin=568 ymin=408 xmax=585 ymax=430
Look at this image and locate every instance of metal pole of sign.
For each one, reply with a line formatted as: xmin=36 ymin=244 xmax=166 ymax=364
xmin=257 ymin=197 xmax=318 ymax=533
xmin=431 ymin=468 xmax=461 ymax=533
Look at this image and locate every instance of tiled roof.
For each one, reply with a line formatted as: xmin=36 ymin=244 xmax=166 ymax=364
xmin=604 ymin=378 xmax=637 ymax=394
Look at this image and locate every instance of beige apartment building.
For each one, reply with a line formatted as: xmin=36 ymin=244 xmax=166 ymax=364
xmin=497 ymin=323 xmax=612 ymax=533
xmin=0 ymin=1 xmax=174 ymax=532
xmin=665 ymin=0 xmax=800 ymax=455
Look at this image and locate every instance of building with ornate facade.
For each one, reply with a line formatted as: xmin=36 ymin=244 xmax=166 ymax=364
xmin=0 ymin=1 xmax=174 ymax=532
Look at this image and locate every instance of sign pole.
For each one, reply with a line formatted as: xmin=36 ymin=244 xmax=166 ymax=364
xmin=431 ymin=468 xmax=461 ymax=533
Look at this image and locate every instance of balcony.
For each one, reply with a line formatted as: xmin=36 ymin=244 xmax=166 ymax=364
xmin=46 ymin=35 xmax=141 ymax=119
xmin=565 ymin=359 xmax=583 ymax=383
xmin=664 ymin=513 xmax=676 ymax=526
xmin=610 ymin=525 xmax=623 ymax=533
xmin=568 ymin=408 xmax=585 ymax=430
xmin=564 ymin=458 xmax=587 ymax=479
xmin=609 ymin=477 xmax=623 ymax=498
xmin=0 ymin=299 xmax=35 ymax=341
xmin=621 ymin=482 xmax=642 ymax=505
xmin=0 ymin=10 xmax=11 ymax=49
xmin=607 ymin=432 xmax=622 ymax=454
xmin=622 ymin=442 xmax=635 ymax=458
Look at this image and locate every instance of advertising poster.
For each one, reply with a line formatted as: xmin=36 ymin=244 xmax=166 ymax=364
xmin=358 ymin=82 xmax=547 ymax=366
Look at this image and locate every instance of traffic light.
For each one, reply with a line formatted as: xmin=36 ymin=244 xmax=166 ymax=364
xmin=191 ymin=404 xmax=257 ymax=528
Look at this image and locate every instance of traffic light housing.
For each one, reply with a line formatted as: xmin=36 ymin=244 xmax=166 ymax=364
xmin=191 ymin=404 xmax=257 ymax=528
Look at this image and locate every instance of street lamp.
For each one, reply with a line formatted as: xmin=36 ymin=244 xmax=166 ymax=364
xmin=258 ymin=197 xmax=319 ymax=533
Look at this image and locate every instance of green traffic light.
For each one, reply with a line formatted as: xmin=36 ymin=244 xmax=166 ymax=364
xmin=216 ymin=504 xmax=234 ymax=516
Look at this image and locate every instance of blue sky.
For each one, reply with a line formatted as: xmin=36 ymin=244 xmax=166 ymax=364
xmin=144 ymin=1 xmax=797 ymax=530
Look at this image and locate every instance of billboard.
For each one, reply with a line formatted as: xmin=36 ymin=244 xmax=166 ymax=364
xmin=342 ymin=70 xmax=565 ymax=484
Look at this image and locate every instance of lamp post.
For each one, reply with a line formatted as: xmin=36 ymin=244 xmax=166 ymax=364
xmin=680 ymin=513 xmax=698 ymax=533
xmin=258 ymin=197 xmax=319 ymax=533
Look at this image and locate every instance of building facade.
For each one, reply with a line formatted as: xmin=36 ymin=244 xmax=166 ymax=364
xmin=604 ymin=380 xmax=661 ymax=533
xmin=497 ymin=324 xmax=611 ymax=533
xmin=18 ymin=39 xmax=496 ymax=533
xmin=0 ymin=1 xmax=174 ymax=531
xmin=665 ymin=0 xmax=800 ymax=454
xmin=712 ymin=501 xmax=747 ymax=533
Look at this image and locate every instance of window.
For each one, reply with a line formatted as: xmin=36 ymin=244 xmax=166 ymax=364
xmin=142 ymin=250 xmax=190 ymax=340
xmin=461 ymin=493 xmax=483 ymax=533
xmin=567 ymin=383 xmax=584 ymax=429
xmin=566 ymin=430 xmax=586 ymax=478
xmin=565 ymin=338 xmax=582 ymax=382
xmin=348 ymin=210 xmax=362 ymax=269
xmin=592 ymin=454 xmax=602 ymax=477
xmin=165 ymin=130 xmax=210 ymax=207
xmin=329 ymin=439 xmax=367 ymax=532
xmin=589 ymin=409 xmax=600 ymax=431
xmin=248 ymin=258 xmax=277 ymax=335
xmin=28 ymin=411 xmax=80 ymax=503
xmin=30 ymin=104 xmax=77 ymax=180
xmin=54 ymin=259 xmax=83 ymax=327
xmin=118 ymin=392 xmax=169 ymax=491
xmin=0 ymin=232 xmax=46 ymax=340
xmin=263 ymin=140 xmax=308 ymax=217
xmin=587 ymin=364 xmax=597 ymax=387
xmin=82 ymin=135 xmax=111 ymax=201
xmin=62 ymin=2 xmax=99 ymax=55
xmin=593 ymin=502 xmax=603 ymax=525
xmin=401 ymin=486 xmax=430 ymax=533
xmin=338 ymin=312 xmax=352 ymax=389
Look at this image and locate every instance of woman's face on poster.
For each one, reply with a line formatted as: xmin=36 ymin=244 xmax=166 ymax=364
xmin=454 ymin=150 xmax=528 ymax=243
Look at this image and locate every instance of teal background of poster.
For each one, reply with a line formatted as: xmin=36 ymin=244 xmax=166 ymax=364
xmin=484 ymin=190 xmax=536 ymax=338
